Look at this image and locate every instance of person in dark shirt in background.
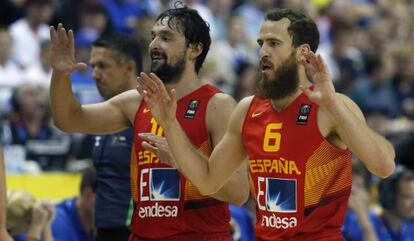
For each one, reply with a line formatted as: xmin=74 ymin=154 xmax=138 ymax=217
xmin=52 ymin=166 xmax=97 ymax=241
xmin=88 ymin=33 xmax=142 ymax=241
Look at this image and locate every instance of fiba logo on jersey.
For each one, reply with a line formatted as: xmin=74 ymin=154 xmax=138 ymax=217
xmin=185 ymin=100 xmax=199 ymax=119
xmin=297 ymin=103 xmax=312 ymax=125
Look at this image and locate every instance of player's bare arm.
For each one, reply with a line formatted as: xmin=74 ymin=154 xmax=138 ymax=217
xmin=139 ymin=87 xmax=250 ymax=205
xmin=301 ymin=51 xmax=395 ymax=178
xmin=204 ymin=93 xmax=250 ymax=205
xmin=137 ymin=73 xmax=250 ymax=196
xmin=50 ymin=24 xmax=138 ymax=134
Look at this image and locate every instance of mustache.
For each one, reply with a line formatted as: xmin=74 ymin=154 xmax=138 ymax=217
xmin=260 ymin=58 xmax=273 ymax=68
xmin=150 ymin=50 xmax=167 ymax=59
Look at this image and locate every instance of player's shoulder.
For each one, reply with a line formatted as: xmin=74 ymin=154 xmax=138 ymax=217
xmin=110 ymin=89 xmax=141 ymax=104
xmin=228 ymin=95 xmax=256 ymax=122
xmin=210 ymin=92 xmax=237 ymax=106
xmin=236 ymin=95 xmax=255 ymax=112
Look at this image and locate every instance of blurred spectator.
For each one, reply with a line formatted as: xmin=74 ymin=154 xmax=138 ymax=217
xmin=391 ymin=46 xmax=414 ymax=120
xmin=330 ymin=22 xmax=364 ymax=92
xmin=89 ymin=33 xmax=142 ymax=241
xmin=184 ymin=0 xmax=217 ymax=38
xmin=51 ymin=166 xmax=96 ymax=241
xmin=393 ymin=131 xmax=414 ymax=171
xmin=1 ymin=83 xmax=72 ymax=170
xmin=375 ymin=167 xmax=414 ymax=241
xmin=75 ymin=3 xmax=111 ymax=47
xmin=6 ymin=190 xmax=55 ymax=241
xmin=347 ymin=55 xmax=399 ymax=118
xmin=144 ymin=0 xmax=172 ymax=16
xmin=342 ymin=161 xmax=378 ymax=241
xmin=9 ymin=0 xmax=53 ymax=69
xmin=135 ymin=15 xmax=156 ymax=72
xmin=22 ymin=40 xmax=52 ymax=87
xmin=229 ymin=204 xmax=255 ymax=241
xmin=0 ymin=0 xmax=25 ymax=26
xmin=234 ymin=0 xmax=276 ymax=44
xmin=0 ymin=27 xmax=23 ymax=113
xmin=205 ymin=16 xmax=256 ymax=94
xmin=233 ymin=63 xmax=258 ymax=101
xmin=100 ymin=0 xmax=147 ymax=34
xmin=206 ymin=0 xmax=235 ymax=40
xmin=70 ymin=3 xmax=110 ymax=105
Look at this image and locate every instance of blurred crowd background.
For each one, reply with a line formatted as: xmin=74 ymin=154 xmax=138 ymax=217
xmin=1 ymin=0 xmax=414 ymax=240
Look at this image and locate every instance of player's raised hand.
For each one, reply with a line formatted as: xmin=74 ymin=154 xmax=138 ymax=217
xmin=50 ymin=23 xmax=87 ymax=75
xmin=300 ymin=51 xmax=336 ymax=107
xmin=136 ymin=72 xmax=177 ymax=128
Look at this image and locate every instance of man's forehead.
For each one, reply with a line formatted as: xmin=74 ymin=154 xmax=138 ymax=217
xmin=152 ymin=17 xmax=182 ymax=34
xmin=260 ymin=18 xmax=290 ymax=33
xmin=259 ymin=18 xmax=291 ymax=39
xmin=90 ymin=47 xmax=117 ymax=62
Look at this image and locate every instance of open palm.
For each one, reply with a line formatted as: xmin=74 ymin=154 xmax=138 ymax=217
xmin=50 ymin=23 xmax=87 ymax=75
xmin=301 ymin=51 xmax=336 ymax=106
xmin=136 ymin=72 xmax=177 ymax=128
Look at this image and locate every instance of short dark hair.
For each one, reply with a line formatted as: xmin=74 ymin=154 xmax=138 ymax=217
xmin=379 ymin=167 xmax=414 ymax=211
xmin=155 ymin=5 xmax=211 ymax=73
xmin=80 ymin=166 xmax=97 ymax=194
xmin=264 ymin=8 xmax=319 ymax=52
xmin=92 ymin=33 xmax=143 ymax=74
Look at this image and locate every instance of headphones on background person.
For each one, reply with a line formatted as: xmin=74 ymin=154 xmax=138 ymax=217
xmin=378 ymin=166 xmax=414 ymax=221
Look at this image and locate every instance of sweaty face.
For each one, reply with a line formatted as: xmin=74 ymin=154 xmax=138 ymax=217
xmin=149 ymin=19 xmax=187 ymax=84
xmin=90 ymin=47 xmax=130 ymax=99
xmin=256 ymin=51 xmax=299 ymax=99
xmin=256 ymin=19 xmax=300 ymax=100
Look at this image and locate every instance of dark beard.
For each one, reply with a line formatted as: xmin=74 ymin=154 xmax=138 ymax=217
xmin=256 ymin=53 xmax=299 ymax=100
xmin=151 ymin=53 xmax=186 ymax=84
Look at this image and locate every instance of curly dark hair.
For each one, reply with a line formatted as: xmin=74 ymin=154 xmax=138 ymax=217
xmin=156 ymin=4 xmax=211 ymax=73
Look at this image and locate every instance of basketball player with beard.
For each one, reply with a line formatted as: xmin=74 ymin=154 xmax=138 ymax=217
xmin=49 ymin=6 xmax=249 ymax=241
xmin=137 ymin=8 xmax=396 ymax=240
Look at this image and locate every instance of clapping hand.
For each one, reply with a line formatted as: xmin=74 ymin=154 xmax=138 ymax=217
xmin=139 ymin=133 xmax=178 ymax=168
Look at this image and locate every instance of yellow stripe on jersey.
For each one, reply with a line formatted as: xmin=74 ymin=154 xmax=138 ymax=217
xmin=184 ymin=139 xmax=212 ymax=201
xmin=304 ymin=140 xmax=352 ymax=207
xmin=131 ymin=145 xmax=139 ymax=202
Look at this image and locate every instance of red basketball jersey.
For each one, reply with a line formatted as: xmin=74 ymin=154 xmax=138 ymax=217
xmin=242 ymin=94 xmax=352 ymax=241
xmin=130 ymin=85 xmax=232 ymax=240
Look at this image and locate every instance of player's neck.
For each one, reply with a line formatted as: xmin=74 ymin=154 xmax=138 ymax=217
xmin=165 ymin=68 xmax=203 ymax=100
xmin=270 ymin=89 xmax=301 ymax=112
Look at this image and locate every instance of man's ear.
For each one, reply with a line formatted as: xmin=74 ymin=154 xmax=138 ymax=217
xmin=188 ymin=43 xmax=203 ymax=61
xmin=126 ymin=60 xmax=136 ymax=73
xmin=296 ymin=44 xmax=311 ymax=63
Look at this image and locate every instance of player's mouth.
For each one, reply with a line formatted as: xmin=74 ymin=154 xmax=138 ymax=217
xmin=260 ymin=61 xmax=273 ymax=73
xmin=151 ymin=52 xmax=166 ymax=63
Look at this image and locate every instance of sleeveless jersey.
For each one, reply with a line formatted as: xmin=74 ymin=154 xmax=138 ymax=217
xmin=130 ymin=84 xmax=232 ymax=240
xmin=242 ymin=94 xmax=352 ymax=241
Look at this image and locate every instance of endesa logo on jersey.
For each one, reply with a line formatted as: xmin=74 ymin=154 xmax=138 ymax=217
xmin=257 ymin=177 xmax=298 ymax=229
xmin=139 ymin=168 xmax=180 ymax=218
